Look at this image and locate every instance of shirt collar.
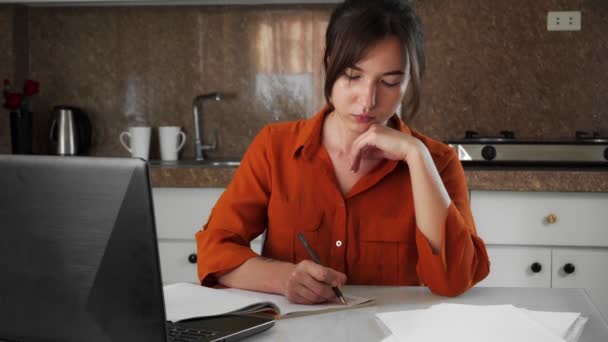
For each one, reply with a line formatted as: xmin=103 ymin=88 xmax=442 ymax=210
xmin=292 ymin=106 xmax=331 ymax=160
xmin=292 ymin=105 xmax=413 ymax=160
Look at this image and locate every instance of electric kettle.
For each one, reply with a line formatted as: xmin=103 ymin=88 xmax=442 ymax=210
xmin=49 ymin=105 xmax=92 ymax=156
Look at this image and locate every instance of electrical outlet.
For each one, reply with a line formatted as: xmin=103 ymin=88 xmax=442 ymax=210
xmin=547 ymin=11 xmax=581 ymax=31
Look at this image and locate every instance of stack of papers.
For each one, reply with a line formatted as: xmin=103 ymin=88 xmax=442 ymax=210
xmin=376 ymin=303 xmax=588 ymax=342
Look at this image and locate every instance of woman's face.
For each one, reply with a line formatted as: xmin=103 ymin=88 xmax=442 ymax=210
xmin=330 ymin=36 xmax=409 ymax=134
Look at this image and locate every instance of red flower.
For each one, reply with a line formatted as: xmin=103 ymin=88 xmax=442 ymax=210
xmin=3 ymin=78 xmax=40 ymax=112
xmin=23 ymin=80 xmax=40 ymax=96
xmin=3 ymin=92 xmax=23 ymax=110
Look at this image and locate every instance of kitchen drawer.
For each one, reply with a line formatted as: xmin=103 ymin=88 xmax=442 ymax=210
xmin=552 ymin=247 xmax=608 ymax=289
xmin=153 ymin=187 xmax=225 ymax=239
xmin=476 ymin=245 xmax=551 ymax=288
xmin=158 ymin=240 xmax=199 ymax=284
xmin=471 ymin=191 xmax=608 ymax=247
xmin=158 ymin=236 xmax=264 ymax=285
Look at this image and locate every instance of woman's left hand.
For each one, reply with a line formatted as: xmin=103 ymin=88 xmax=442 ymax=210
xmin=350 ymin=124 xmax=422 ymax=172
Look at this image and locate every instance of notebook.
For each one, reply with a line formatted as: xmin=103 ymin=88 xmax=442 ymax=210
xmin=0 ymin=155 xmax=274 ymax=342
xmin=164 ymin=282 xmax=375 ymax=321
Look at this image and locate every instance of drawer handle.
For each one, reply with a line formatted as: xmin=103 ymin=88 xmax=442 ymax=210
xmin=546 ymin=213 xmax=558 ymax=224
xmin=530 ymin=262 xmax=542 ymax=273
xmin=188 ymin=253 xmax=197 ymax=264
xmin=563 ymin=263 xmax=575 ymax=274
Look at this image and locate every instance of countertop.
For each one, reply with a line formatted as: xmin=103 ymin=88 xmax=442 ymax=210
xmin=244 ymin=286 xmax=608 ymax=342
xmin=150 ymin=161 xmax=608 ymax=192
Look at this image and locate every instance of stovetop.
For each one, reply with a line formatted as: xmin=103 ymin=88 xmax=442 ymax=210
xmin=447 ymin=130 xmax=608 ymax=145
xmin=446 ymin=131 xmax=608 ymax=164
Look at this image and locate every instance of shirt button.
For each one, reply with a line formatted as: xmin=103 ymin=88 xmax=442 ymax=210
xmin=336 ymin=240 xmax=342 ymax=247
xmin=338 ymin=202 xmax=345 ymax=208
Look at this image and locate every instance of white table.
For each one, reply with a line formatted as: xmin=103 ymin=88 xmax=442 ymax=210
xmin=247 ymin=286 xmax=608 ymax=342
xmin=586 ymin=288 xmax=608 ymax=326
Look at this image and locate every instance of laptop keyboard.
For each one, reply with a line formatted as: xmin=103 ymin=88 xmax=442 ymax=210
xmin=166 ymin=322 xmax=219 ymax=342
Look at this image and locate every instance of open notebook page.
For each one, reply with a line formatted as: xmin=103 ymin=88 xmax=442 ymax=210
xmin=164 ymin=282 xmax=373 ymax=322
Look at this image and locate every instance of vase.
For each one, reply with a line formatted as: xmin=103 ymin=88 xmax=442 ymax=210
xmin=9 ymin=109 xmax=33 ymax=154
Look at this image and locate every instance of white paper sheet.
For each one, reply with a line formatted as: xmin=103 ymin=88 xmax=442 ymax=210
xmin=376 ymin=304 xmax=586 ymax=342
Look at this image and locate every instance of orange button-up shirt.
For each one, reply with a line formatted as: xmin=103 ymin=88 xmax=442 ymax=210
xmin=196 ymin=106 xmax=490 ymax=297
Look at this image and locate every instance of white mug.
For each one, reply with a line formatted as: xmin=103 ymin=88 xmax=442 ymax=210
xmin=159 ymin=126 xmax=187 ymax=161
xmin=120 ymin=126 xmax=151 ymax=160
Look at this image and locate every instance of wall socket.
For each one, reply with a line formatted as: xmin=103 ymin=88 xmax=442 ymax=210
xmin=547 ymin=11 xmax=581 ymax=31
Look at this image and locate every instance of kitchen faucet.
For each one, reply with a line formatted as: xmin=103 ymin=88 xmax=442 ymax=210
xmin=192 ymin=92 xmax=222 ymax=161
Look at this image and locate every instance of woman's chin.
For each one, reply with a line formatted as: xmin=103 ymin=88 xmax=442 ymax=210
xmin=348 ymin=121 xmax=373 ymax=134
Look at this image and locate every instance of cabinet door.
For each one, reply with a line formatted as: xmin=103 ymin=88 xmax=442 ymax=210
xmin=476 ymin=245 xmax=551 ymax=288
xmin=471 ymin=191 xmax=608 ymax=247
xmin=552 ymin=248 xmax=608 ymax=289
xmin=152 ymin=187 xmax=225 ymax=240
xmin=158 ymin=240 xmax=199 ymax=284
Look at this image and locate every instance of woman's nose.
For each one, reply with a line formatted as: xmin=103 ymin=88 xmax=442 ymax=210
xmin=358 ymin=82 xmax=377 ymax=112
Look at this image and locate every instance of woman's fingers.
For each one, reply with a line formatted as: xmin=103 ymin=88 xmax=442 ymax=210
xmin=349 ymin=124 xmax=411 ymax=170
xmin=285 ymin=260 xmax=347 ymax=304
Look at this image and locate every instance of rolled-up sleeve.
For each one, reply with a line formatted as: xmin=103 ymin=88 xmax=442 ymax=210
xmin=195 ymin=126 xmax=273 ymax=286
xmin=415 ymin=149 xmax=490 ymax=297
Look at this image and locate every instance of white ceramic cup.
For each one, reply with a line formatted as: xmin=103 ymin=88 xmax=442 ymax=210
xmin=119 ymin=126 xmax=151 ymax=160
xmin=159 ymin=126 xmax=187 ymax=161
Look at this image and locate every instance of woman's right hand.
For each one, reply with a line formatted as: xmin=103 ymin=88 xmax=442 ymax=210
xmin=283 ymin=259 xmax=347 ymax=304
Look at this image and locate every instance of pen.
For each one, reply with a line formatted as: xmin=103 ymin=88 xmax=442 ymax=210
xmin=297 ymin=232 xmax=348 ymax=305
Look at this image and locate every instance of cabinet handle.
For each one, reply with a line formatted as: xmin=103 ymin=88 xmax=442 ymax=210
xmin=530 ymin=262 xmax=542 ymax=273
xmin=188 ymin=253 xmax=197 ymax=264
xmin=563 ymin=263 xmax=575 ymax=274
xmin=546 ymin=213 xmax=558 ymax=224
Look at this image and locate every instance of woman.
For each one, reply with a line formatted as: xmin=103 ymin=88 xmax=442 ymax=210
xmin=196 ymin=0 xmax=489 ymax=304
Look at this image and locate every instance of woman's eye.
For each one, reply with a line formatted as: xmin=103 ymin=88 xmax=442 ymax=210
xmin=345 ymin=73 xmax=361 ymax=80
xmin=381 ymin=79 xmax=402 ymax=87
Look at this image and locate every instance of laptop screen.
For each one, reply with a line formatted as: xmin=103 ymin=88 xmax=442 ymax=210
xmin=0 ymin=155 xmax=167 ymax=342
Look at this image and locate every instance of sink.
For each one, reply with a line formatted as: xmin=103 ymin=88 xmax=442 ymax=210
xmin=150 ymin=159 xmax=241 ymax=168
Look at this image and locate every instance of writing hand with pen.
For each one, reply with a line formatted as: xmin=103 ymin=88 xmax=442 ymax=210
xmin=282 ymin=233 xmax=348 ymax=305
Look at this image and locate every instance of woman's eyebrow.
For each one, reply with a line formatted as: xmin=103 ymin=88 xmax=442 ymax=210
xmin=382 ymin=70 xmax=405 ymax=76
xmin=349 ymin=65 xmax=405 ymax=76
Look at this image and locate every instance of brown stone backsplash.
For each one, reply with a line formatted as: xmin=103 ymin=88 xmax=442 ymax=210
xmin=1 ymin=1 xmax=607 ymax=160
xmin=149 ymin=164 xmax=608 ymax=192
xmin=0 ymin=6 xmax=15 ymax=153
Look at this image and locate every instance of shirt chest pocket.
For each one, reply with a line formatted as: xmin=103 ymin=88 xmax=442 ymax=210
xmin=357 ymin=216 xmax=417 ymax=285
xmin=265 ymin=199 xmax=324 ymax=263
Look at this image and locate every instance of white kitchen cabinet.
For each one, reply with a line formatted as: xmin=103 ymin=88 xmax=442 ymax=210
xmin=153 ymin=187 xmax=224 ymax=284
xmin=157 ymin=240 xmax=199 ymax=284
xmin=152 ymin=187 xmax=263 ymax=284
xmin=153 ymin=187 xmax=224 ymax=240
xmin=472 ymin=191 xmax=608 ymax=247
xmin=552 ymin=247 xmax=608 ymax=289
xmin=477 ymin=245 xmax=551 ymax=288
xmin=471 ymin=190 xmax=608 ymax=290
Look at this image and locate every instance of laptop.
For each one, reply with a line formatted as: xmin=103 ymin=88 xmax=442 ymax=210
xmin=0 ymin=155 xmax=274 ymax=342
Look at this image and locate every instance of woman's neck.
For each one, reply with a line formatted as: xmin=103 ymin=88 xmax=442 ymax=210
xmin=322 ymin=111 xmax=361 ymax=156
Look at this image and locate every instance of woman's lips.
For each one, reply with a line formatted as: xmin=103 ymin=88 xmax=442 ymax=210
xmin=352 ymin=114 xmax=374 ymax=124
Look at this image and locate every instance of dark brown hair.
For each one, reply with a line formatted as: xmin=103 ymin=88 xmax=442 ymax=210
xmin=323 ymin=0 xmax=425 ymax=118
